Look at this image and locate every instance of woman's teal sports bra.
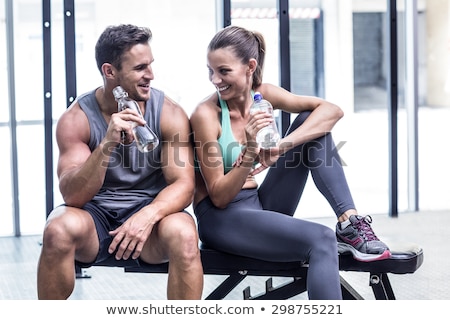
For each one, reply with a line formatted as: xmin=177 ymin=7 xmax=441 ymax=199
xmin=217 ymin=97 xmax=244 ymax=173
xmin=195 ymin=91 xmax=254 ymax=173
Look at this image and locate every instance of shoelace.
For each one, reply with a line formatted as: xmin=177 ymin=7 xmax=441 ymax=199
xmin=354 ymin=215 xmax=380 ymax=241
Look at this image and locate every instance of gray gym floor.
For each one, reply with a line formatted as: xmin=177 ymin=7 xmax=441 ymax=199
xmin=0 ymin=210 xmax=445 ymax=300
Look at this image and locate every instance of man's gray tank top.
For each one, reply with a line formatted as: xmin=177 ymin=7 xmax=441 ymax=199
xmin=77 ymin=87 xmax=166 ymax=211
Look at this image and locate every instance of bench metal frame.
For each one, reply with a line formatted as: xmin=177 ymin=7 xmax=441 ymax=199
xmin=76 ymin=245 xmax=423 ymax=300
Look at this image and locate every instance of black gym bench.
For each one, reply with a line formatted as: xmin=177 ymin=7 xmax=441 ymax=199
xmin=76 ymin=242 xmax=423 ymax=300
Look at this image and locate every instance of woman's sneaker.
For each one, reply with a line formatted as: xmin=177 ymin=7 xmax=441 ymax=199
xmin=336 ymin=215 xmax=391 ymax=262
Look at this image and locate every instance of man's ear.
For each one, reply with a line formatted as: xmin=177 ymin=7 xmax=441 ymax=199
xmin=102 ymin=63 xmax=116 ymax=79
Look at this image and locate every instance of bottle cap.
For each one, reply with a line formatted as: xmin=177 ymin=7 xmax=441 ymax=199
xmin=112 ymin=86 xmax=127 ymax=99
xmin=254 ymin=92 xmax=262 ymax=101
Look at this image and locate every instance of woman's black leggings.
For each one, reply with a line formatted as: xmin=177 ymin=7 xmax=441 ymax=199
xmin=194 ymin=112 xmax=355 ymax=299
xmin=259 ymin=111 xmax=355 ymax=217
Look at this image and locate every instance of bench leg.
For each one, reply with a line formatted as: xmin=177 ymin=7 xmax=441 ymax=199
xmin=75 ymin=265 xmax=91 ymax=279
xmin=370 ymin=273 xmax=396 ymax=300
xmin=204 ymin=273 xmax=247 ymax=300
xmin=340 ymin=273 xmax=396 ymax=300
xmin=244 ymin=277 xmax=308 ymax=300
xmin=340 ymin=276 xmax=364 ymax=300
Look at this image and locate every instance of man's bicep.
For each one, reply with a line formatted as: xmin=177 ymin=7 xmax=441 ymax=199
xmin=56 ymin=141 xmax=92 ymax=179
xmin=161 ymin=128 xmax=194 ymax=183
xmin=55 ymin=106 xmax=92 ymax=177
xmin=160 ymin=113 xmax=194 ymax=184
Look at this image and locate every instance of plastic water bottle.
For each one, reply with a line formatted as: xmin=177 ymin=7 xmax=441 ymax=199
xmin=113 ymin=86 xmax=159 ymax=152
xmin=250 ymin=92 xmax=280 ymax=149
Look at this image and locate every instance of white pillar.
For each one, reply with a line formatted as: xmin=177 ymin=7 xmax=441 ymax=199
xmin=427 ymin=0 xmax=450 ymax=106
xmin=322 ymin=0 xmax=354 ymax=114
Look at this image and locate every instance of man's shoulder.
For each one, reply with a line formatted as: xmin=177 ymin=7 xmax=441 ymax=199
xmin=71 ymin=89 xmax=98 ymax=112
xmin=159 ymin=94 xmax=190 ymax=133
xmin=158 ymin=90 xmax=185 ymax=114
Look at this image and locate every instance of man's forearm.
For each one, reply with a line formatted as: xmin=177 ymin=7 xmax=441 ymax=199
xmin=146 ymin=179 xmax=195 ymax=221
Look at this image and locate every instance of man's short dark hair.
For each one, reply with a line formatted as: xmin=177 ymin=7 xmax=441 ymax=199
xmin=95 ymin=24 xmax=152 ymax=74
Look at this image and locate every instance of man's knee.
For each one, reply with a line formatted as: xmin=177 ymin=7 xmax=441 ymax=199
xmin=162 ymin=215 xmax=200 ymax=262
xmin=42 ymin=207 xmax=91 ymax=252
xmin=43 ymin=212 xmax=69 ymax=244
xmin=175 ymin=223 xmax=200 ymax=258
